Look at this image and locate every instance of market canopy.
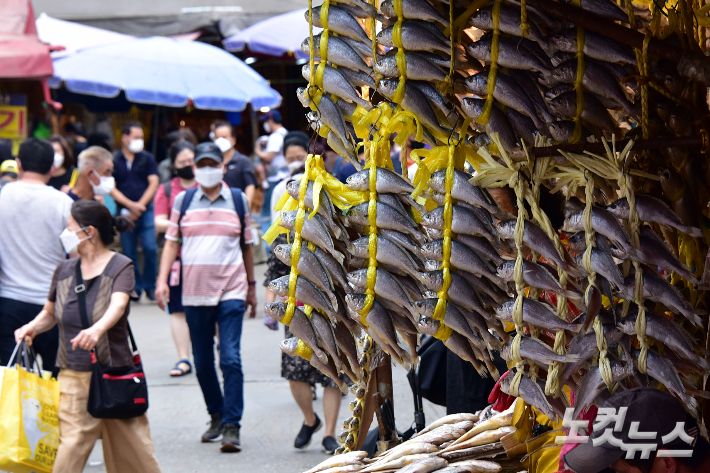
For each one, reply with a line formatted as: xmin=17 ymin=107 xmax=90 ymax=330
xmin=35 ymin=13 xmax=133 ymax=58
xmin=223 ymin=9 xmax=321 ymax=59
xmin=0 ymin=0 xmax=53 ymax=78
xmin=48 ymin=36 xmax=282 ymax=111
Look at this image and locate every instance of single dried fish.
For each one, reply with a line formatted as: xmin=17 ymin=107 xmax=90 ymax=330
xmin=280 ymin=210 xmax=345 ymax=264
xmin=347 ymin=268 xmax=419 ymax=320
xmin=429 ymin=169 xmax=501 ymax=216
xmin=268 ymin=305 xmax=327 ymax=363
xmin=351 ymin=235 xmax=423 ymax=281
xmin=501 ymin=336 xmax=581 ymax=365
xmin=423 ymin=205 xmax=497 ymax=242
xmin=346 ymin=167 xmax=415 ymax=194
xmin=302 ymin=64 xmax=371 ymax=109
xmin=268 ymin=276 xmax=337 ymax=320
xmin=274 ymin=244 xmax=335 ymax=304
xmin=496 ymin=298 xmax=582 ymax=333
xmin=606 ymin=195 xmax=704 ymax=238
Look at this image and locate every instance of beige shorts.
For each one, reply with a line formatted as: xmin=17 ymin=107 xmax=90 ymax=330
xmin=54 ymin=369 xmax=162 ymax=473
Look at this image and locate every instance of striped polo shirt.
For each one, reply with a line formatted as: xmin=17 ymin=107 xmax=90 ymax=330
xmin=166 ymin=183 xmax=255 ymax=306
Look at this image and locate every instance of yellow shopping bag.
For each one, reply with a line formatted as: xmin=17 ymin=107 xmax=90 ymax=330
xmin=0 ymin=364 xmax=60 ymax=473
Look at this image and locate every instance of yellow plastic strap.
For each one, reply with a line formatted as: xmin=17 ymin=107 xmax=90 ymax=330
xmin=308 ymin=0 xmax=315 ymax=87
xmin=570 ymin=25 xmax=585 ymax=144
xmin=296 ymin=339 xmax=314 ymax=360
xmin=433 ymin=322 xmax=453 ymax=341
xmin=360 ymin=140 xmax=381 ymax=326
xmin=477 ymin=0 xmax=501 ymax=126
xmin=520 ymin=0 xmax=530 ymax=37
xmin=282 ymin=157 xmax=316 ymax=326
xmin=432 ymin=145 xmax=456 ymax=323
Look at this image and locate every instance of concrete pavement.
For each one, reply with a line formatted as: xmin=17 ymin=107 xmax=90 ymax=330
xmin=84 ymin=262 xmax=445 ymax=473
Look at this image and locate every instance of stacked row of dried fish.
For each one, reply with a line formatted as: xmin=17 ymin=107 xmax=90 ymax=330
xmin=305 ymin=409 xmax=516 ymax=473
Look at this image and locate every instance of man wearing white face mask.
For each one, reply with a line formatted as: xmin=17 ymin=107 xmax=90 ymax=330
xmin=66 ymin=146 xmax=115 ymax=201
xmin=156 ymin=142 xmax=256 ymax=453
xmin=212 ymin=121 xmax=257 ymax=205
xmin=0 ymin=138 xmax=73 ymax=375
xmin=111 ymin=121 xmax=160 ymax=301
xmin=253 ymin=110 xmax=288 ymax=222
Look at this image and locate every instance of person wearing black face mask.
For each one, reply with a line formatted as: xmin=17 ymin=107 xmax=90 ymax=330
xmin=154 ymin=141 xmax=197 ymax=378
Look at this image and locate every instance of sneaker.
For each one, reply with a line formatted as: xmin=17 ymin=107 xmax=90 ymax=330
xmin=294 ymin=414 xmax=322 ymax=449
xmin=201 ymin=412 xmax=223 ymax=442
xmin=322 ymin=435 xmax=340 ymax=454
xmin=221 ymin=424 xmax=241 ymax=453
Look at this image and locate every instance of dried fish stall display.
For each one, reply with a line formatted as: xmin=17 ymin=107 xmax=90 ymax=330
xmin=263 ymin=0 xmax=710 ymax=471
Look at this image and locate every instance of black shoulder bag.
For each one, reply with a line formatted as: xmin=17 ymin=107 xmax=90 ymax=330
xmin=75 ymin=259 xmax=149 ymax=419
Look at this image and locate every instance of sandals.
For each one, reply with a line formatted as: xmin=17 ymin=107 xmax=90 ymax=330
xmin=170 ymin=359 xmax=193 ymax=377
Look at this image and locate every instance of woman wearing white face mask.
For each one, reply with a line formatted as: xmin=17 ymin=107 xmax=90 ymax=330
xmin=48 ymin=134 xmax=77 ymax=191
xmin=15 ymin=200 xmax=162 ymax=473
xmin=67 ymin=146 xmax=116 ymax=201
xmin=153 ymin=141 xmax=197 ymax=378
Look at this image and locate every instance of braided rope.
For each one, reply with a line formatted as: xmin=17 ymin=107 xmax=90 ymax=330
xmin=508 ymin=171 xmax=528 ymax=397
xmin=618 ymin=172 xmax=650 ymax=374
xmin=525 ymin=156 xmax=570 ymax=396
xmin=581 ymin=174 xmax=614 ymax=390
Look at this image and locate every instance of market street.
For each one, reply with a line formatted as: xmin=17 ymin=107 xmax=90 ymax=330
xmin=83 ymin=261 xmax=446 ymax=473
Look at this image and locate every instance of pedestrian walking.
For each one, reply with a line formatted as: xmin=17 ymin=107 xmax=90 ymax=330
xmin=14 ymin=200 xmax=162 ymax=473
xmin=0 ymin=159 xmax=18 ymax=187
xmin=66 ymin=146 xmax=115 ymax=201
xmin=213 ymin=120 xmax=258 ymax=206
xmin=155 ymin=142 xmax=257 ymax=453
xmin=254 ymin=110 xmax=288 ymax=225
xmin=153 ymin=141 xmax=197 ymax=377
xmin=110 ymin=121 xmax=160 ymax=301
xmin=47 ymin=134 xmax=76 ymax=191
xmin=0 ymin=138 xmax=73 ymax=374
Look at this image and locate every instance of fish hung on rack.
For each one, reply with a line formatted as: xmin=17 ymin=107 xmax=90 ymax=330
xmin=272 ymin=0 xmax=710 ymax=434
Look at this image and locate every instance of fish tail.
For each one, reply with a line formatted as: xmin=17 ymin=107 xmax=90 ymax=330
xmin=333 ymin=249 xmax=345 ymax=265
xmin=683 ymin=226 xmax=704 ymax=238
xmin=686 ymin=388 xmax=710 ymax=400
xmin=329 ymin=294 xmax=339 ymax=312
xmin=683 ymin=393 xmax=699 ymax=414
xmin=315 ymin=349 xmax=329 ymax=365
xmin=564 ymin=353 xmax=582 ymax=363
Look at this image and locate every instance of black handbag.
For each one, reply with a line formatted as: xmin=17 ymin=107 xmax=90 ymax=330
xmin=75 ymin=260 xmax=149 ymax=419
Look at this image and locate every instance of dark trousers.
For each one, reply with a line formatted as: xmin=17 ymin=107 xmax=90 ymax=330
xmin=184 ymin=299 xmax=245 ymax=427
xmin=120 ymin=202 xmax=157 ymax=293
xmin=0 ymin=297 xmax=59 ymax=377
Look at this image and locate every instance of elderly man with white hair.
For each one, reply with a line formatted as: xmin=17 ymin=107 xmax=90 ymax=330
xmin=67 ymin=146 xmax=115 ymax=201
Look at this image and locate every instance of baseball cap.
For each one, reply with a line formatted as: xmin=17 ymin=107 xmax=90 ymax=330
xmin=564 ymin=388 xmax=698 ymax=473
xmin=0 ymin=159 xmax=18 ymax=175
xmin=259 ymin=109 xmax=282 ymax=123
xmin=194 ymin=142 xmax=223 ymax=165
